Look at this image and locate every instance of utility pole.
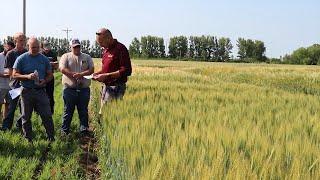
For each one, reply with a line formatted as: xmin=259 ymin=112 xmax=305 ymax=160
xmin=23 ymin=0 xmax=26 ymax=35
xmin=62 ymin=28 xmax=72 ymax=41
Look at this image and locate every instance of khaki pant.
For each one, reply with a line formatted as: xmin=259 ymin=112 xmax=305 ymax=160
xmin=99 ymin=83 xmax=126 ymax=114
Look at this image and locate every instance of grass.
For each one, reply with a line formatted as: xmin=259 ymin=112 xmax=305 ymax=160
xmin=0 ymin=73 xmax=85 ymax=179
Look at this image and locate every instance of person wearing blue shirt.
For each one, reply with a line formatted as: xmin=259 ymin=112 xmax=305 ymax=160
xmin=12 ymin=37 xmax=55 ymax=143
xmin=1 ymin=32 xmax=27 ymax=131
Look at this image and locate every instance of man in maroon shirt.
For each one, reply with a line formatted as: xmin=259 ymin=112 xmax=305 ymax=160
xmin=93 ymin=28 xmax=132 ymax=114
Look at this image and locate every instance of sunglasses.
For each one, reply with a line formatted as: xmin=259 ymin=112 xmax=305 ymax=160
xmin=96 ymin=32 xmax=104 ymax=35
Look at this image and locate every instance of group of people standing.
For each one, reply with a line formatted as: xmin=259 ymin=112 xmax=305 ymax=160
xmin=0 ymin=28 xmax=132 ymax=143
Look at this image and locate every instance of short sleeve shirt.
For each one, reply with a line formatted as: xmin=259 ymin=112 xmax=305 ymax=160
xmin=59 ymin=52 xmax=94 ymax=88
xmin=13 ymin=52 xmax=51 ymax=88
xmin=101 ymin=40 xmax=132 ymax=85
xmin=0 ymin=53 xmax=9 ymax=89
xmin=41 ymin=50 xmax=58 ymax=73
xmin=5 ymin=48 xmax=28 ymax=89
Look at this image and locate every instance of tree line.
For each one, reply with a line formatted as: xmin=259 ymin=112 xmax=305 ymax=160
xmin=0 ymin=36 xmax=102 ymax=58
xmin=129 ymin=35 xmax=268 ymax=62
xmin=129 ymin=35 xmax=320 ymax=65
xmin=1 ymin=35 xmax=319 ymax=65
xmin=282 ymin=44 xmax=320 ymax=65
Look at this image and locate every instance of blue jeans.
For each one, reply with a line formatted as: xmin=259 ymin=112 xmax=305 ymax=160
xmin=61 ymin=88 xmax=90 ymax=134
xmin=1 ymin=95 xmax=22 ymax=130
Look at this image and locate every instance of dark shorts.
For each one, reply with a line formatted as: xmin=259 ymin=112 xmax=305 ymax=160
xmin=101 ymin=83 xmax=126 ymax=102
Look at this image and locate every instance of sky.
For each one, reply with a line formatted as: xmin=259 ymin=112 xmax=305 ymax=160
xmin=0 ymin=0 xmax=319 ymax=58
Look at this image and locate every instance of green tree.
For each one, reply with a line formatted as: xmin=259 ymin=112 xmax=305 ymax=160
xmin=290 ymin=47 xmax=308 ymax=64
xmin=192 ymin=36 xmax=205 ymax=60
xmin=57 ymin=38 xmax=69 ymax=56
xmin=308 ymin=44 xmax=320 ymax=65
xmin=200 ymin=36 xmax=210 ymax=61
xmin=90 ymin=41 xmax=102 ymax=58
xmin=237 ymin=38 xmax=266 ymax=62
xmin=168 ymin=36 xmax=188 ymax=59
xmin=81 ymin=40 xmax=91 ymax=55
xmin=141 ymin=36 xmax=152 ymax=58
xmin=254 ymin=40 xmax=267 ymax=62
xmin=141 ymin=36 xmax=165 ymax=58
xmin=129 ymin=37 xmax=141 ymax=58
xmin=157 ymin=37 xmax=166 ymax=58
xmin=217 ymin=37 xmax=233 ymax=61
xmin=284 ymin=44 xmax=320 ymax=65
xmin=188 ymin=36 xmax=195 ymax=59
xmin=188 ymin=35 xmax=218 ymax=61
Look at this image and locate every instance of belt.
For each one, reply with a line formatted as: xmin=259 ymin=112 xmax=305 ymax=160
xmin=24 ymin=87 xmax=45 ymax=90
xmin=105 ymin=82 xmax=126 ymax=87
xmin=66 ymin=87 xmax=89 ymax=92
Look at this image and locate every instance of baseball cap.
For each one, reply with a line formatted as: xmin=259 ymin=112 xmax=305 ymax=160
xmin=42 ymin=40 xmax=51 ymax=50
xmin=6 ymin=41 xmax=15 ymax=48
xmin=70 ymin=38 xmax=81 ymax=47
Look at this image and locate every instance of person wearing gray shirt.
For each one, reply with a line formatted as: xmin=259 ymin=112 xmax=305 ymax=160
xmin=59 ymin=38 xmax=94 ymax=136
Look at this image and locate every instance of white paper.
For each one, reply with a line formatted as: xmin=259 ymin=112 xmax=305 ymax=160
xmin=83 ymin=75 xmax=94 ymax=79
xmin=9 ymin=86 xmax=23 ymax=99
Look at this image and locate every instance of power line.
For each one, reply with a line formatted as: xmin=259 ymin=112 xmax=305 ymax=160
xmin=62 ymin=28 xmax=72 ymax=41
xmin=23 ymin=0 xmax=26 ymax=35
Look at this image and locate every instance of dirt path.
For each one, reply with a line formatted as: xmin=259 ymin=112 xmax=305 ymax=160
xmin=78 ymin=128 xmax=101 ymax=179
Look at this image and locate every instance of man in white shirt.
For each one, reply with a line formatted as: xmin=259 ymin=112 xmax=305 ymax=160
xmin=0 ymin=41 xmax=14 ymax=119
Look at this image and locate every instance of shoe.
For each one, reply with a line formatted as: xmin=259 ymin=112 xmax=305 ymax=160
xmin=26 ymin=137 xmax=33 ymax=144
xmin=0 ymin=127 xmax=9 ymax=132
xmin=60 ymin=130 xmax=70 ymax=141
xmin=48 ymin=136 xmax=55 ymax=142
xmin=80 ymin=129 xmax=93 ymax=138
xmin=16 ymin=122 xmax=22 ymax=129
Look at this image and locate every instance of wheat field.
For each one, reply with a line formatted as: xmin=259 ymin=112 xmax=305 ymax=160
xmin=94 ymin=60 xmax=320 ymax=179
